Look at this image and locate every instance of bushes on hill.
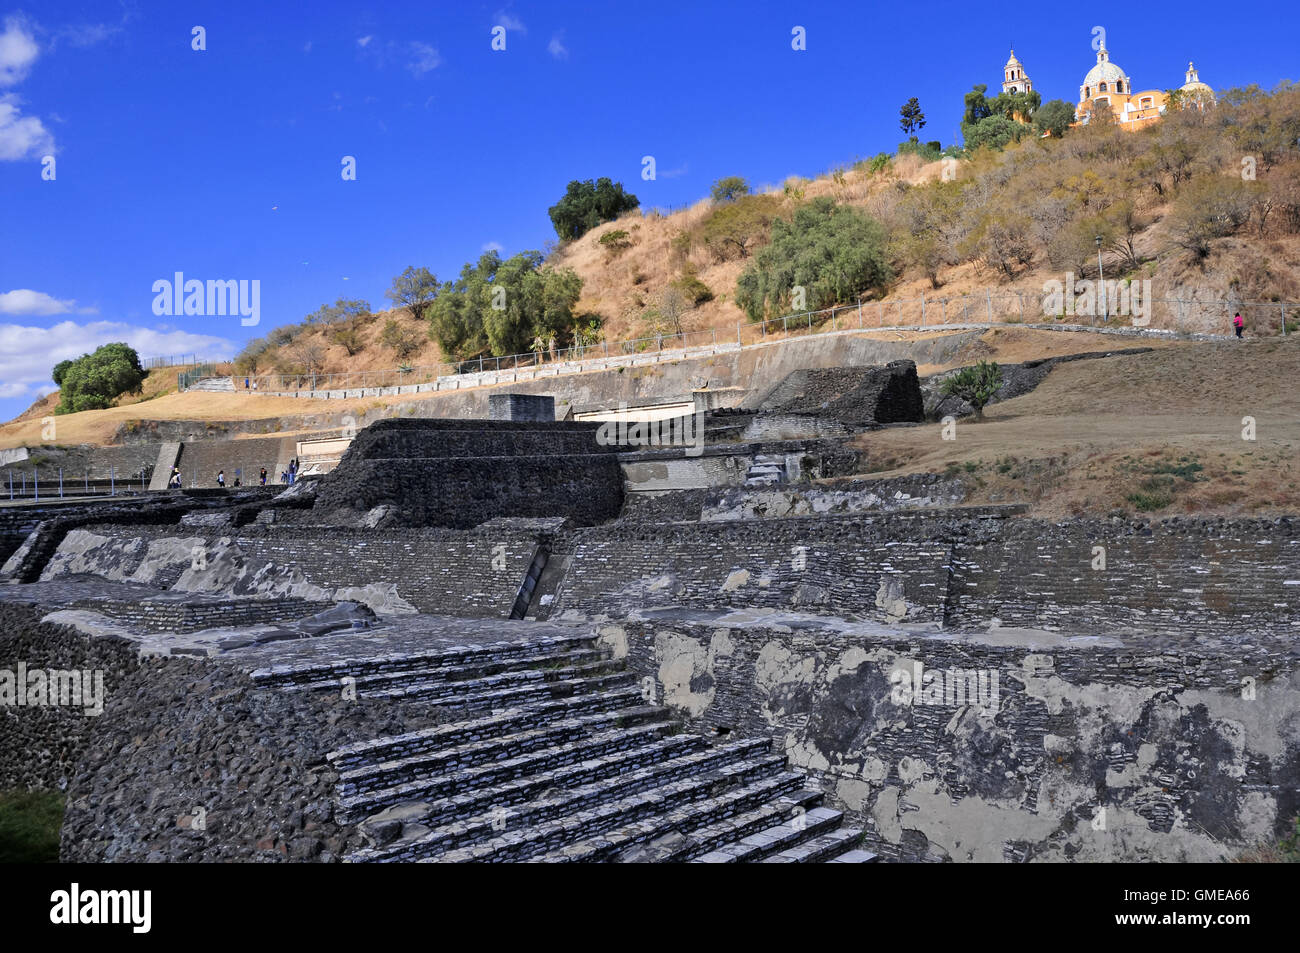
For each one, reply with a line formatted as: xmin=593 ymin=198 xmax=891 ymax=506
xmin=386 ymin=267 xmax=439 ymax=319
xmin=734 ymin=197 xmax=892 ymax=322
xmin=379 ymin=318 xmax=423 ymax=359
xmin=52 ymin=343 xmax=146 ymax=415
xmin=426 ymin=250 xmax=584 ymax=361
xmin=696 ymin=193 xmax=783 ymax=263
xmin=548 ymin=178 xmax=639 ymax=240
xmin=710 ymin=176 xmax=750 ymax=203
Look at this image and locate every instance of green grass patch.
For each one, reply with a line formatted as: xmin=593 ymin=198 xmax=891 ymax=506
xmin=0 ymin=789 xmax=65 ymax=863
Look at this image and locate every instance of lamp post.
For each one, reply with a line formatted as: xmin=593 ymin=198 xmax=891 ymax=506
xmin=1095 ymin=235 xmax=1108 ymax=323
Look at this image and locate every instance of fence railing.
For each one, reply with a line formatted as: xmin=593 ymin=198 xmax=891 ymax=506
xmin=229 ymin=290 xmax=1296 ymax=396
xmin=141 ymin=354 xmax=227 ymax=371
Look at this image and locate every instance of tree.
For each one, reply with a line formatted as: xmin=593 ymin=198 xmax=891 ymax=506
xmin=899 ymin=97 xmax=927 ymax=140
xmin=386 ymin=266 xmax=439 ymax=319
xmin=53 ymin=343 xmax=146 ymax=415
xmin=1034 ymin=99 xmax=1076 ymax=138
xmin=379 ymin=318 xmax=422 ymax=359
xmin=989 ymin=89 xmax=1041 ymax=122
xmin=941 ymin=361 xmax=1004 ymax=420
xmin=286 ymin=340 xmax=326 ymax=378
xmin=963 ymin=85 xmax=993 ymax=125
xmin=963 ymin=114 xmax=1032 ymax=152
xmin=697 ymin=193 xmax=782 ymax=262
xmin=710 ymin=176 xmax=750 ymax=203
xmin=1166 ymin=174 xmax=1258 ymax=259
xmin=547 ymin=177 xmax=639 ymax=240
xmin=307 ymin=297 xmax=371 ymax=325
xmin=735 ymin=197 xmax=892 ymax=322
xmin=425 ymin=249 xmax=584 ymax=361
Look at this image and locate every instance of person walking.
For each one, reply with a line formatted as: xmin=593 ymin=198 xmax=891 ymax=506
xmin=217 ymin=470 xmax=225 ymax=488
xmin=259 ymin=467 xmax=267 ymax=486
xmin=1233 ymin=312 xmax=1244 ymax=339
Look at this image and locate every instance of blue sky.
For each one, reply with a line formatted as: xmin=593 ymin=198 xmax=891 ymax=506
xmin=1 ymin=0 xmax=1296 ymax=422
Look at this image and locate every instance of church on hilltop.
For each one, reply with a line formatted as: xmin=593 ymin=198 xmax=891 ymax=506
xmin=1073 ymin=41 xmax=1215 ymax=129
xmin=993 ymin=41 xmax=1215 ymax=133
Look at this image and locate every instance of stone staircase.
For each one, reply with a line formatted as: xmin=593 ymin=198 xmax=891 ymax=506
xmin=252 ymin=635 xmax=877 ymax=863
xmin=185 ymin=377 xmax=236 ymax=392
xmin=745 ymin=453 xmax=788 ymax=487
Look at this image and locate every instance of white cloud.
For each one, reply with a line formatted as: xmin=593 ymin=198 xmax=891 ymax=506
xmin=0 ymin=16 xmax=39 ymax=86
xmin=547 ymin=33 xmax=568 ymax=59
xmin=0 ymin=320 xmax=238 ymax=402
xmin=494 ymin=12 xmax=526 ymax=33
xmin=0 ymin=289 xmax=93 ymax=316
xmin=303 ymin=40 xmax=313 ymax=54
xmin=482 ymin=241 xmax=503 ymax=253
xmin=0 ymin=94 xmax=54 ymax=160
xmin=357 ymin=35 xmax=373 ymax=48
xmin=407 ymin=41 xmax=440 ymax=76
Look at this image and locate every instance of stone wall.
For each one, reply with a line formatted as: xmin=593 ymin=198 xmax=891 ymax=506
xmin=752 ymin=360 xmax=925 ymax=427
xmin=58 ymin=654 xmax=451 ymax=861
xmin=601 ymin=616 xmax=1300 ymax=862
xmin=41 ymin=523 xmax=541 ymax=618
xmin=553 ymin=514 xmax=1300 ymax=636
xmin=0 ymin=603 xmax=141 ymax=793
xmin=311 ymin=419 xmax=626 ymax=529
xmin=550 ymin=516 xmax=955 ymax=624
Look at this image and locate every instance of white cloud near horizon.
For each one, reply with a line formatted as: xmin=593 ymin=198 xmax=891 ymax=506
xmin=547 ymin=33 xmax=568 ymax=59
xmin=0 ymin=320 xmax=239 ymax=402
xmin=0 ymin=289 xmax=95 ymax=316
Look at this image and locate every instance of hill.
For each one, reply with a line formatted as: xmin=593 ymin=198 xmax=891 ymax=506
xmin=219 ymin=82 xmax=1299 ymax=383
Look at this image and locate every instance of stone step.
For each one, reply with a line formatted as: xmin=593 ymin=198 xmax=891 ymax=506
xmin=690 ymin=806 xmax=846 ymax=863
xmin=345 ymin=733 xmax=716 ymax=853
xmin=351 ymin=658 xmax=624 ymax=702
xmin=537 ymin=775 xmax=815 ymax=863
xmin=251 ymin=634 xmax=595 ymax=688
xmin=825 ymin=848 xmax=881 ymax=863
xmin=431 ymin=754 xmax=794 ymax=863
xmin=349 ymin=738 xmax=777 ymax=862
xmin=338 ymin=721 xmax=682 ymax=816
xmin=636 ymin=789 xmax=825 ymax=863
xmin=337 ymin=704 xmax=670 ymax=792
xmin=327 ymin=690 xmax=648 ymax=770
xmin=284 ymin=647 xmax=609 ymax=694
xmin=759 ymin=827 xmax=864 ymax=863
xmin=363 ymin=669 xmax=635 ymax=709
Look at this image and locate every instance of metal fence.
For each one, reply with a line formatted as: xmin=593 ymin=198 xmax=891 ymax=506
xmin=3 ymin=466 xmax=152 ymax=501
xmin=230 ymin=290 xmax=1296 ymax=395
xmin=141 ymin=354 xmax=218 ymax=370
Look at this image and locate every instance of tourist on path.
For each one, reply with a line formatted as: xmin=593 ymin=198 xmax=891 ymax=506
xmin=259 ymin=467 xmax=267 ymax=486
xmin=217 ymin=470 xmax=225 ymax=488
xmin=1233 ymin=312 xmax=1244 ymax=338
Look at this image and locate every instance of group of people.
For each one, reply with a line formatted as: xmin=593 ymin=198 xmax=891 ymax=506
xmin=209 ymin=459 xmax=299 ymax=490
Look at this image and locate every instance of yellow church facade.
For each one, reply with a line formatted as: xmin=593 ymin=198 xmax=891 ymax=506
xmin=1073 ymin=42 xmax=1215 ymax=130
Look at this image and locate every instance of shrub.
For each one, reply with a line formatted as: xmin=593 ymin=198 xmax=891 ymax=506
xmin=735 ymin=197 xmax=892 ymax=322
xmin=53 ymin=342 xmax=147 ymax=415
xmin=939 ymin=360 xmax=1004 ymax=420
xmin=710 ymin=176 xmax=750 ymax=203
xmin=548 ymin=178 xmax=639 ymax=240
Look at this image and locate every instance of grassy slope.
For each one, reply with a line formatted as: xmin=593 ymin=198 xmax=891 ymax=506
xmin=857 ymin=336 xmax=1300 ymax=517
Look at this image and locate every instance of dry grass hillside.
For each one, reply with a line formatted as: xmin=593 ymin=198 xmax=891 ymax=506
xmin=209 ymin=85 xmax=1300 ymax=383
